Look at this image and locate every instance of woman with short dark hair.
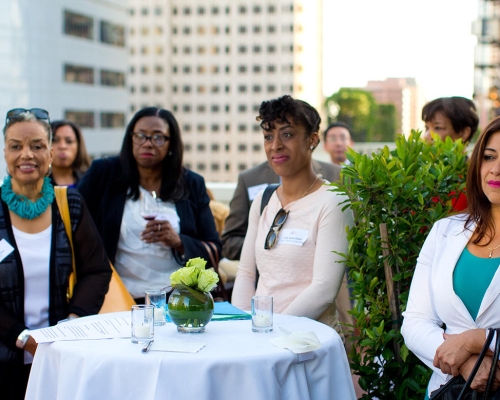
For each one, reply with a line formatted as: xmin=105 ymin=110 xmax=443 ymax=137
xmin=78 ymin=107 xmax=221 ymax=303
xmin=422 ymin=96 xmax=479 ymax=143
xmin=49 ymin=120 xmax=91 ymax=186
xmin=402 ymin=116 xmax=500 ymax=398
xmin=232 ymin=95 xmax=353 ymax=330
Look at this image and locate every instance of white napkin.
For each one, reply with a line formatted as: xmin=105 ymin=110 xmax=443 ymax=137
xmin=269 ymin=326 xmax=322 ymax=354
xmin=150 ymin=340 xmax=206 ymax=353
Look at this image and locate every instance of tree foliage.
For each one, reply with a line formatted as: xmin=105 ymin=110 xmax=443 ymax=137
xmin=325 ymin=88 xmax=397 ymax=142
xmin=330 ymin=132 xmax=468 ymax=399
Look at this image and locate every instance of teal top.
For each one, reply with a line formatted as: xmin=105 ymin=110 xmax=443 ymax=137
xmin=453 ymin=247 xmax=500 ymax=320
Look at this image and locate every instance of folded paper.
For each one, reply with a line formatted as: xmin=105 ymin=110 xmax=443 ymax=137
xmin=269 ymin=326 xmax=322 ymax=354
xmin=150 ymin=340 xmax=206 ymax=353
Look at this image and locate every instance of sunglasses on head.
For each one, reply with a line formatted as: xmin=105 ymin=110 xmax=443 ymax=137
xmin=5 ymin=108 xmax=50 ymax=124
xmin=264 ymin=208 xmax=289 ymax=250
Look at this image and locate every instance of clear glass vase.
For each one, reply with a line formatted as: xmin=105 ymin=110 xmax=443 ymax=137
xmin=168 ymin=286 xmax=214 ymax=333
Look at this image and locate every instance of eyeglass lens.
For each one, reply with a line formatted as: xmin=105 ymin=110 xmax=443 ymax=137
xmin=265 ymin=209 xmax=289 ymax=250
xmin=132 ymin=132 xmax=169 ymax=146
xmin=6 ymin=108 xmax=50 ymax=123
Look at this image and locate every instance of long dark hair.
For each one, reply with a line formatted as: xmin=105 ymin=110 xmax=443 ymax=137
xmin=50 ymin=120 xmax=91 ymax=173
xmin=119 ymin=107 xmax=187 ymax=201
xmin=465 ymin=116 xmax=500 ymax=244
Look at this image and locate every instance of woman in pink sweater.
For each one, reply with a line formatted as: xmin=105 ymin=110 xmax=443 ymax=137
xmin=232 ymin=95 xmax=353 ymax=330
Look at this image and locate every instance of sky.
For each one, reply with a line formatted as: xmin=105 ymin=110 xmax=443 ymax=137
xmin=322 ymin=1 xmax=478 ymax=102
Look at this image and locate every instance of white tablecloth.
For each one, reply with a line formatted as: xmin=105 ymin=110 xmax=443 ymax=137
xmin=25 ymin=312 xmax=355 ymax=400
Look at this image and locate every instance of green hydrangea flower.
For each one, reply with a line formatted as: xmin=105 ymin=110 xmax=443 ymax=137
xmin=196 ymin=269 xmax=219 ymax=292
xmin=170 ymin=266 xmax=199 ymax=287
xmin=185 ymin=257 xmax=207 ymax=271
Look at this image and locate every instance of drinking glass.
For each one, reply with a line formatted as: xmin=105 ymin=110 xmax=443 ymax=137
xmin=131 ymin=305 xmax=154 ymax=344
xmin=145 ymin=289 xmax=167 ymax=326
xmin=140 ymin=190 xmax=159 ymax=221
xmin=251 ymin=296 xmax=273 ymax=333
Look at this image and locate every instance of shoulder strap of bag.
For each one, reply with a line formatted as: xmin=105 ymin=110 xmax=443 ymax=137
xmin=54 ymin=186 xmax=77 ymax=301
xmin=260 ymin=183 xmax=279 ymax=215
xmin=484 ymin=328 xmax=500 ymax=397
xmin=457 ymin=328 xmax=496 ymax=400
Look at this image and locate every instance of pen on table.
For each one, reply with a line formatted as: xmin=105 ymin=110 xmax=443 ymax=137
xmin=142 ymin=340 xmax=154 ymax=353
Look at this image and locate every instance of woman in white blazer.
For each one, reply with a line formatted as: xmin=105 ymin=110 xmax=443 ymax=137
xmin=402 ymin=116 xmax=500 ymax=399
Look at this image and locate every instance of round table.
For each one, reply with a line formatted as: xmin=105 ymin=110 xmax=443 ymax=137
xmin=25 ymin=312 xmax=355 ymax=400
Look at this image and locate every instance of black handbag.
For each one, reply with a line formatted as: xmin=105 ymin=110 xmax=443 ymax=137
xmin=430 ymin=328 xmax=500 ymax=400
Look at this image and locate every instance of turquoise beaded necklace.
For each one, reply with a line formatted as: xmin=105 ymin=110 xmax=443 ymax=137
xmin=1 ymin=176 xmax=54 ymax=220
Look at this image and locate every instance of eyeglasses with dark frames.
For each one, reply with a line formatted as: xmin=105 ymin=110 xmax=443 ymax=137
xmin=264 ymin=208 xmax=289 ymax=250
xmin=5 ymin=108 xmax=50 ymax=124
xmin=131 ymin=132 xmax=170 ymax=147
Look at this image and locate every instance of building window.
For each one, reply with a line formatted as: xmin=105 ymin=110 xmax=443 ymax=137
xmin=267 ymin=65 xmax=276 ymax=73
xmin=253 ymin=25 xmax=261 ymax=33
xmin=197 ymin=143 xmax=206 ymax=151
xmin=267 ymin=85 xmax=276 ymax=93
xmin=140 ymin=85 xmax=149 ymax=93
xmin=211 ymin=6 xmax=219 ymax=14
xmin=253 ymin=65 xmax=261 ymax=73
xmin=183 ymin=124 xmax=191 ymax=132
xmin=101 ymin=112 xmax=125 ymax=128
xmin=183 ymin=85 xmax=191 ymax=93
xmin=65 ymin=110 xmax=94 ymax=128
xmin=197 ymin=163 xmax=206 ymax=171
xmin=238 ymin=45 xmax=247 ymax=54
xmin=238 ymin=65 xmax=247 ymax=73
xmin=64 ymin=64 xmax=94 ymax=84
xmin=197 ymin=124 xmax=205 ymax=132
xmin=238 ymin=26 xmax=247 ymax=33
xmin=211 ymin=124 xmax=220 ymax=132
xmin=141 ymin=46 xmax=149 ymax=54
xmin=267 ymin=45 xmax=276 ymax=53
xmin=225 ymin=163 xmax=230 ymax=171
xmin=238 ymin=163 xmax=247 ymax=171
xmin=225 ymin=105 xmax=230 ymax=112
xmin=173 ymin=85 xmax=178 ymax=93
xmin=211 ymin=105 xmax=220 ymax=112
xmin=238 ymin=5 xmax=247 ymax=13
xmin=267 ymin=25 xmax=276 ymax=34
xmin=238 ymin=85 xmax=247 ymax=93
xmin=211 ymin=163 xmax=220 ymax=171
xmin=197 ymin=26 xmax=205 ymax=34
xmin=183 ymin=46 xmax=191 ymax=54
xmin=211 ymin=65 xmax=219 ymax=73
xmin=238 ymin=144 xmax=247 ymax=151
xmin=130 ymin=86 xmax=135 ymax=93
xmin=238 ymin=124 xmax=247 ymax=132
xmin=268 ymin=5 xmax=276 ymax=13
xmin=211 ymin=26 xmax=219 ymax=34
xmin=185 ymin=143 xmax=192 ymax=151
xmin=154 ymin=85 xmax=163 ymax=93
xmin=253 ymin=45 xmax=261 ymax=53
xmin=253 ymin=5 xmax=262 ymax=13
xmin=183 ymin=7 xmax=191 ymax=15
xmin=253 ymin=124 xmax=261 ymax=132
xmin=183 ymin=26 xmax=191 ymax=34
xmin=100 ymin=20 xmax=125 ymax=47
xmin=155 ymin=7 xmax=162 ymax=15
xmin=252 ymin=85 xmax=261 ymax=93
xmin=183 ymin=65 xmax=191 ymax=73
xmin=101 ymin=70 xmax=125 ymax=87
xmin=197 ymin=65 xmax=206 ymax=73
xmin=211 ymin=85 xmax=220 ymax=93
xmin=197 ymin=7 xmax=205 ymax=14
xmin=238 ymin=104 xmax=247 ymax=112
xmin=155 ymin=26 xmax=163 ymax=35
xmin=197 ymin=85 xmax=206 ymax=93
xmin=252 ymin=104 xmax=260 ymax=112
xmin=141 ymin=7 xmax=148 ymax=15
xmin=197 ymin=105 xmax=206 ymax=112
xmin=64 ymin=10 xmax=93 ymax=39
xmin=211 ymin=143 xmax=220 ymax=151
xmin=156 ymin=46 xmax=163 ymax=54
xmin=225 ymin=143 xmax=230 ymax=151
xmin=197 ymin=46 xmax=205 ymax=54
xmin=183 ymin=105 xmax=192 ymax=112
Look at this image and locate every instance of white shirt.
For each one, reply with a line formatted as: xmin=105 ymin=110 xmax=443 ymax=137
xmin=13 ymin=225 xmax=52 ymax=364
xmin=114 ymin=187 xmax=181 ymax=298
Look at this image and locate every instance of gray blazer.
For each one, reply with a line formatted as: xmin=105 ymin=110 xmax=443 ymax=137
xmin=221 ymin=160 xmax=341 ymax=260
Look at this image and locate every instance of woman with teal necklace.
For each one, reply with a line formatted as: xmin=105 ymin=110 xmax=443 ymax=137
xmin=0 ymin=108 xmax=111 ymax=400
xmin=402 ymin=116 xmax=500 ymax=399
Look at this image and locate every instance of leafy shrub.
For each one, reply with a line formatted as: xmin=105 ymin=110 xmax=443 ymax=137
xmin=330 ymin=131 xmax=468 ymax=399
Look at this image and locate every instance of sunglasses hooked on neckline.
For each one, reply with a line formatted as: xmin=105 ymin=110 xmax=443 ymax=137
xmin=5 ymin=108 xmax=50 ymax=124
xmin=264 ymin=208 xmax=289 ymax=250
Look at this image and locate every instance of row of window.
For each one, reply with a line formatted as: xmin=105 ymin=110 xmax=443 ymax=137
xmin=171 ymin=24 xmax=293 ymax=35
xmin=64 ymin=64 xmax=125 ymax=87
xmin=180 ymin=123 xmax=261 ymax=133
xmin=130 ymin=64 xmax=294 ymax=75
xmin=171 ymin=4 xmax=293 ymax=15
xmin=169 ymin=84 xmax=293 ymax=95
xmin=64 ymin=10 xmax=125 ymax=47
xmin=65 ymin=111 xmax=125 ymax=128
xmin=183 ymin=143 xmax=261 ymax=152
xmin=184 ymin=162 xmax=250 ymax=173
xmin=168 ymin=44 xmax=296 ymax=55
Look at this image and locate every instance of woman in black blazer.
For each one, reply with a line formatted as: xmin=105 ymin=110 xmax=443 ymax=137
xmin=78 ymin=107 xmax=221 ymax=303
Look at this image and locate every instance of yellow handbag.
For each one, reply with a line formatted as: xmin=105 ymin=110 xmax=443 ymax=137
xmin=54 ymin=186 xmax=136 ymax=313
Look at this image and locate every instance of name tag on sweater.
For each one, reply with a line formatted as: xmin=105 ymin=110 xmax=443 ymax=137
xmin=278 ymin=229 xmax=308 ymax=246
xmin=0 ymin=239 xmax=14 ymax=262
